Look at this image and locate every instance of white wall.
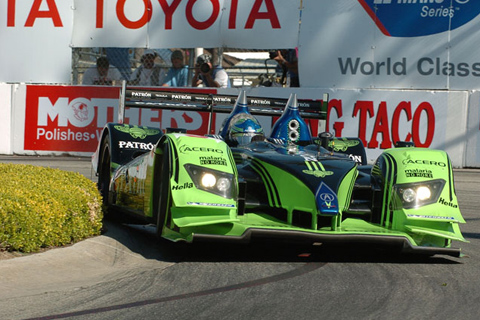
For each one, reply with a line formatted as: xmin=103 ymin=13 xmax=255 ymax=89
xmin=0 ymin=84 xmax=12 ymax=154
xmin=465 ymin=91 xmax=480 ymax=168
xmin=1 ymin=84 xmax=475 ymax=168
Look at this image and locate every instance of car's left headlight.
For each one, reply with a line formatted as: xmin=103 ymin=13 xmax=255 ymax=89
xmin=393 ymin=179 xmax=445 ymax=209
xmin=185 ymin=164 xmax=236 ymax=199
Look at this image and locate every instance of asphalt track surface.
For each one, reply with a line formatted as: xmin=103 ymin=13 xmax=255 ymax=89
xmin=0 ymin=155 xmax=479 ymax=320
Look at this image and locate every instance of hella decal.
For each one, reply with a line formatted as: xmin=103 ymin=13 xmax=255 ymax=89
xmin=172 ymin=182 xmax=193 ymax=190
xmin=439 ymin=197 xmax=458 ymax=208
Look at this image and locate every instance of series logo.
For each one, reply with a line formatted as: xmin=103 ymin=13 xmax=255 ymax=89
xmin=358 ymin=0 xmax=480 ymax=37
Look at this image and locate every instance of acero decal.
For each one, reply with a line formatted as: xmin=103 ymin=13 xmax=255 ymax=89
xmin=358 ymin=0 xmax=480 ymax=37
xmin=114 ymin=124 xmax=160 ymax=139
xmin=179 ymin=145 xmax=224 ymax=154
xmin=402 ymin=159 xmax=446 ymax=167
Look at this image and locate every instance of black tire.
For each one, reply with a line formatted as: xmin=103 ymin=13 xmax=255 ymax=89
xmin=156 ymin=143 xmax=172 ymax=238
xmin=98 ymin=138 xmax=111 ymax=208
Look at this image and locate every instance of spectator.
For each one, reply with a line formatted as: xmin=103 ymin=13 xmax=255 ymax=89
xmin=162 ymin=50 xmax=189 ymax=87
xmin=129 ymin=49 xmax=166 ymax=86
xmin=192 ymin=53 xmax=230 ymax=88
xmin=272 ymin=49 xmax=299 ymax=87
xmin=82 ymin=57 xmax=122 ymax=85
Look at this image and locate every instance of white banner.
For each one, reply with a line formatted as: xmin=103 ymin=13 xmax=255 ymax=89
xmin=0 ymin=85 xmax=13 ymax=154
xmin=71 ymin=0 xmax=300 ymax=49
xmin=300 ymin=0 xmax=480 ymax=90
xmin=3 ymin=0 xmax=480 ymax=89
xmin=0 ymin=0 xmax=73 ymax=83
xmin=465 ymin=91 xmax=480 ymax=167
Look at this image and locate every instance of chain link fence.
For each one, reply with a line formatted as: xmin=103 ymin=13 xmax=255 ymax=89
xmin=71 ymin=47 xmax=284 ymax=88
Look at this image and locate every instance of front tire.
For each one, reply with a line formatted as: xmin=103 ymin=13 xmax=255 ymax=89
xmin=98 ymin=138 xmax=111 ymax=207
xmin=156 ymin=143 xmax=172 ymax=238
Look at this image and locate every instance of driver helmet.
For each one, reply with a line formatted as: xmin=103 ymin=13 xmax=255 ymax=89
xmin=228 ymin=115 xmax=265 ymax=145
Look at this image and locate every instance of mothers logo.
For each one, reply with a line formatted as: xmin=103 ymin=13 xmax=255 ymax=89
xmin=358 ymin=0 xmax=480 ymax=37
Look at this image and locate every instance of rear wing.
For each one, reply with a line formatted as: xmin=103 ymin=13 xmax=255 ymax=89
xmin=118 ymin=83 xmax=328 ymax=133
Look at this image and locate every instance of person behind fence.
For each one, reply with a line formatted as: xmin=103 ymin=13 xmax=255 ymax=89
xmin=271 ymin=49 xmax=299 ymax=87
xmin=129 ymin=49 xmax=166 ymax=86
xmin=192 ymin=53 xmax=230 ymax=88
xmin=162 ymin=50 xmax=189 ymax=87
xmin=82 ymin=56 xmax=123 ymax=85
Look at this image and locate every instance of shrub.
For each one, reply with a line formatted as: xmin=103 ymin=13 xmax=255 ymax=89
xmin=0 ymin=163 xmax=103 ymax=253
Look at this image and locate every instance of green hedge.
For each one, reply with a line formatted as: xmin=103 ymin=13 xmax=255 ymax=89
xmin=0 ymin=163 xmax=103 ymax=253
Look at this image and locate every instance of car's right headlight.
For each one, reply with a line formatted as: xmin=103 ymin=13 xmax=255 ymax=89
xmin=184 ymin=164 xmax=236 ymax=199
xmin=393 ymin=179 xmax=445 ymax=209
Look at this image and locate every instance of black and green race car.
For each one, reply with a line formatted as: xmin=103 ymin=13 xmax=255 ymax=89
xmin=92 ymin=88 xmax=466 ymax=257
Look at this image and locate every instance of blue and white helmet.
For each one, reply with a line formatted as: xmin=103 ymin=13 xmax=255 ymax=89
xmin=228 ymin=115 xmax=265 ymax=145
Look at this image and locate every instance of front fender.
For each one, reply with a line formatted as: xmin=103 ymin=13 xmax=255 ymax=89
xmin=372 ymin=147 xmax=465 ymax=246
xmin=92 ymin=123 xmax=163 ymax=174
xmin=164 ymin=133 xmax=239 ymax=227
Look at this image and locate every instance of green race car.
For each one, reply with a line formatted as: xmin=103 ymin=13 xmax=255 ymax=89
xmin=92 ymin=88 xmax=466 ymax=257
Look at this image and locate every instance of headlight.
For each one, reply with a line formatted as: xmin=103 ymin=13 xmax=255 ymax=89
xmin=185 ymin=164 xmax=236 ymax=199
xmin=394 ymin=179 xmax=445 ymax=209
xmin=201 ymin=173 xmax=217 ymax=188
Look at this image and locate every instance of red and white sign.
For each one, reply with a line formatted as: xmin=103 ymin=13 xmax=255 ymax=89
xmin=16 ymin=85 xmax=470 ymax=166
xmin=25 ymin=86 xmax=120 ymax=152
xmin=24 ymin=85 xmax=215 ymax=153
xmin=321 ymin=89 xmax=467 ymax=163
xmin=71 ymin=0 xmax=298 ymax=48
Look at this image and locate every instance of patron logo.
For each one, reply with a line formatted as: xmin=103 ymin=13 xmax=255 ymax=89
xmin=131 ymin=91 xmax=152 ymax=98
xmin=118 ymin=141 xmax=155 ymax=150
